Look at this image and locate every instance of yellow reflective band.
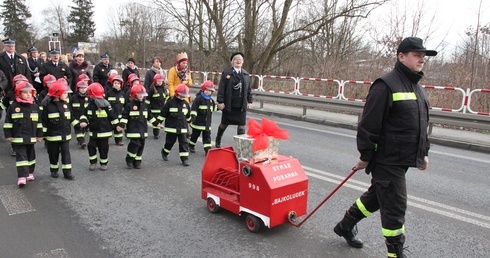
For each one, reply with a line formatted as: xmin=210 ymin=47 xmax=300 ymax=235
xmin=76 ymin=133 xmax=85 ymax=137
xmin=387 ymin=253 xmax=397 ymax=258
xmin=119 ymin=99 xmax=125 ymax=104
xmin=198 ymin=105 xmax=209 ymax=110
xmin=151 ymin=109 xmax=160 ymax=113
xmin=169 ymin=108 xmax=178 ymax=112
xmin=100 ymin=159 xmax=108 ymax=163
xmin=97 ymin=132 xmax=113 ymax=138
xmin=191 ymin=124 xmax=206 ymax=130
xmin=392 ymin=92 xmax=416 ymax=101
xmin=164 ymin=128 xmax=177 ymax=133
xmin=37 ymin=124 xmax=43 ymax=128
xmin=12 ymin=113 xmax=23 ymax=119
xmin=134 ymin=156 xmax=142 ymax=161
xmin=96 ymin=110 xmax=108 ymax=118
xmin=28 ymin=160 xmax=36 ymax=166
xmin=190 ymin=111 xmax=197 ymax=116
xmin=127 ymin=151 xmax=137 ymax=158
xmin=382 ymin=225 xmax=405 ymax=237
xmin=179 ymin=152 xmax=189 ymax=157
xmin=87 ymin=110 xmax=93 ymax=115
xmin=16 ymin=160 xmax=29 ymax=167
xmin=46 ymin=136 xmax=62 ymax=141
xmin=120 ymin=118 xmax=128 ymax=124
xmin=64 ymin=112 xmax=71 ymax=119
xmin=31 ymin=113 xmax=39 ymax=121
xmin=203 ymin=143 xmax=213 ymax=148
xmin=356 ymin=198 xmax=372 ymax=217
xmin=4 ymin=123 xmax=13 ymax=128
xmin=72 ymin=103 xmax=81 ymax=107
xmin=107 ymin=97 xmax=116 ymax=101
xmin=129 ymin=111 xmax=140 ymax=116
xmin=62 ymin=164 xmax=72 ymax=169
xmin=48 ymin=113 xmax=60 ymax=118
xmin=50 ymin=164 xmax=59 ymax=169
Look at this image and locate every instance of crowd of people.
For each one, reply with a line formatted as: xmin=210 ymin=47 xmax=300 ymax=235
xmin=0 ymin=38 xmax=253 ymax=189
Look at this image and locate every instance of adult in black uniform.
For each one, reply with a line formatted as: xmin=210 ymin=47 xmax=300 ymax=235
xmin=215 ymin=52 xmax=252 ymax=147
xmin=333 ymin=37 xmax=437 ymax=258
xmin=39 ymin=49 xmax=73 ymax=83
xmin=0 ymin=38 xmax=31 ymax=91
xmin=92 ymin=53 xmax=113 ymax=88
xmin=122 ymin=57 xmax=139 ymax=91
xmin=27 ymin=46 xmax=45 ymax=93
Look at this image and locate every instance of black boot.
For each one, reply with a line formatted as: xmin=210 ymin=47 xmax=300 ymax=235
xmin=386 ymin=235 xmax=407 ymax=258
xmin=63 ymin=171 xmax=74 ymax=180
xmin=334 ymin=211 xmax=364 ymax=248
xmin=215 ymin=126 xmax=225 ymax=148
xmin=153 ymin=128 xmax=160 ymax=139
xmin=181 ymin=159 xmax=189 ymax=166
xmin=237 ymin=126 xmax=246 ymax=135
xmin=161 ymin=149 xmax=168 ymax=161
xmin=189 ymin=145 xmax=196 ymax=153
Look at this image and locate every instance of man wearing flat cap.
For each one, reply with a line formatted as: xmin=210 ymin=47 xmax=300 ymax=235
xmin=93 ymin=53 xmax=113 ymax=88
xmin=27 ymin=46 xmax=45 ymax=92
xmin=0 ymin=38 xmax=32 ymax=89
xmin=39 ymin=49 xmax=73 ymax=84
xmin=333 ymin=37 xmax=437 ymax=258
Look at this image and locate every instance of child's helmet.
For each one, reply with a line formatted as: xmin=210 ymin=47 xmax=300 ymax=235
xmin=47 ymin=81 xmax=67 ymax=97
xmin=15 ymin=81 xmax=36 ymax=98
xmin=76 ymin=81 xmax=88 ymax=91
xmin=43 ymin=74 xmax=56 ymax=87
xmin=57 ymin=78 xmax=72 ymax=93
xmin=153 ymin=73 xmax=165 ymax=84
xmin=12 ymin=74 xmax=28 ymax=86
xmin=108 ymin=73 xmax=118 ymax=84
xmin=130 ymin=84 xmax=147 ymax=98
xmin=128 ymin=73 xmax=140 ymax=87
xmin=87 ymin=82 xmax=105 ymax=99
xmin=112 ymin=75 xmax=123 ymax=84
xmin=175 ymin=84 xmax=190 ymax=98
xmin=78 ymin=73 xmax=90 ymax=82
xmin=200 ymin=80 xmax=215 ymax=92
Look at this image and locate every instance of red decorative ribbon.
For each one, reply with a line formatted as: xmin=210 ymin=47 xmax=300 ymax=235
xmin=247 ymin=118 xmax=289 ymax=151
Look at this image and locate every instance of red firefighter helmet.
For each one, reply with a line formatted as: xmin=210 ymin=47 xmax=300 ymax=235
xmin=57 ymin=78 xmax=72 ymax=93
xmin=112 ymin=75 xmax=123 ymax=84
xmin=12 ymin=74 xmax=28 ymax=86
xmin=153 ymin=73 xmax=166 ymax=84
xmin=175 ymin=84 xmax=190 ymax=98
xmin=128 ymin=73 xmax=140 ymax=87
xmin=43 ymin=74 xmax=56 ymax=87
xmin=15 ymin=81 xmax=36 ymax=98
xmin=108 ymin=73 xmax=118 ymax=84
xmin=87 ymin=83 xmax=105 ymax=98
xmin=78 ymin=73 xmax=90 ymax=83
xmin=130 ymin=84 xmax=148 ymax=98
xmin=47 ymin=81 xmax=67 ymax=98
xmin=200 ymin=80 xmax=215 ymax=92
xmin=76 ymin=81 xmax=88 ymax=91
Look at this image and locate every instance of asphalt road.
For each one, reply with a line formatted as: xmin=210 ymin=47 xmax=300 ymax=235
xmin=0 ymin=112 xmax=489 ymax=258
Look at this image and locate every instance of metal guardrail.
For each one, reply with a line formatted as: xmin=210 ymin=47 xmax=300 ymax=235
xmin=251 ymin=91 xmax=490 ymax=133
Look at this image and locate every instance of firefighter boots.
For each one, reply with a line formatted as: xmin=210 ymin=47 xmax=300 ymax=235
xmin=334 ymin=211 xmax=364 ymax=248
xmin=386 ymin=235 xmax=407 ymax=258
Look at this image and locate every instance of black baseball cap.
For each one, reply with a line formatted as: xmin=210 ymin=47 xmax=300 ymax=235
xmin=397 ymin=37 xmax=437 ymax=56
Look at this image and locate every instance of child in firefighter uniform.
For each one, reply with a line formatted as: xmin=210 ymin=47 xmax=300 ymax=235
xmin=2 ymin=74 xmax=30 ymax=156
xmin=105 ymin=75 xmax=126 ymax=146
xmin=37 ymin=74 xmax=56 ymax=108
xmin=158 ymin=84 xmax=191 ymax=166
xmin=70 ymin=81 xmax=89 ymax=149
xmin=40 ymin=81 xmax=75 ymax=179
xmin=3 ymin=82 xmax=43 ymax=186
xmin=118 ymin=84 xmax=160 ymax=169
xmin=189 ymin=80 xmax=217 ymax=155
xmin=79 ymin=83 xmax=121 ymax=171
xmin=147 ymin=73 xmax=169 ymax=139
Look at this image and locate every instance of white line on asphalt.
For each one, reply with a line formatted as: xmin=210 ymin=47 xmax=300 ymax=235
xmin=35 ymin=248 xmax=70 ymax=258
xmin=302 ymin=166 xmax=490 ymax=229
xmin=429 ymin=150 xmax=490 ymax=164
xmin=0 ymin=185 xmax=36 ymax=215
xmin=0 ymin=161 xmax=4 ymax=168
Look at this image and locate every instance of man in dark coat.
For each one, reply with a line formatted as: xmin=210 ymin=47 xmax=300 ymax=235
xmin=39 ymin=49 xmax=73 ymax=83
xmin=27 ymin=46 xmax=45 ymax=93
xmin=0 ymin=38 xmax=32 ymax=91
xmin=93 ymin=53 xmax=113 ymax=88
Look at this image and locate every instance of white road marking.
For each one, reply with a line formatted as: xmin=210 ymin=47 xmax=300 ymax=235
xmin=35 ymin=248 xmax=70 ymax=258
xmin=302 ymin=165 xmax=490 ymax=229
xmin=0 ymin=185 xmax=36 ymax=215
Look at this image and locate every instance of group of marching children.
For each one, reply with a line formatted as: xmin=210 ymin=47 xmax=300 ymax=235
xmin=3 ymin=59 xmax=218 ymax=187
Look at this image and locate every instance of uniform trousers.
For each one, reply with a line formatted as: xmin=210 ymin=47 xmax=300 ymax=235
xmin=88 ymin=138 xmax=110 ymax=165
xmin=162 ymin=133 xmax=189 ymax=161
xmin=126 ymin=138 xmax=146 ymax=166
xmin=348 ymin=163 xmax=408 ymax=245
xmin=189 ymin=129 xmax=212 ymax=152
xmin=46 ymin=141 xmax=71 ymax=173
xmin=74 ymin=126 xmax=87 ymax=144
xmin=12 ymin=144 xmax=36 ymax=177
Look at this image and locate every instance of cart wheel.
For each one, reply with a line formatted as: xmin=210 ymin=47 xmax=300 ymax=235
xmin=242 ymin=165 xmax=252 ymax=177
xmin=245 ymin=214 xmax=262 ymax=233
xmin=207 ymin=198 xmax=220 ymax=213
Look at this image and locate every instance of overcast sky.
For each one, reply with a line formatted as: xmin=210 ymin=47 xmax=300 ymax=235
xmin=25 ymin=0 xmax=490 ymax=54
